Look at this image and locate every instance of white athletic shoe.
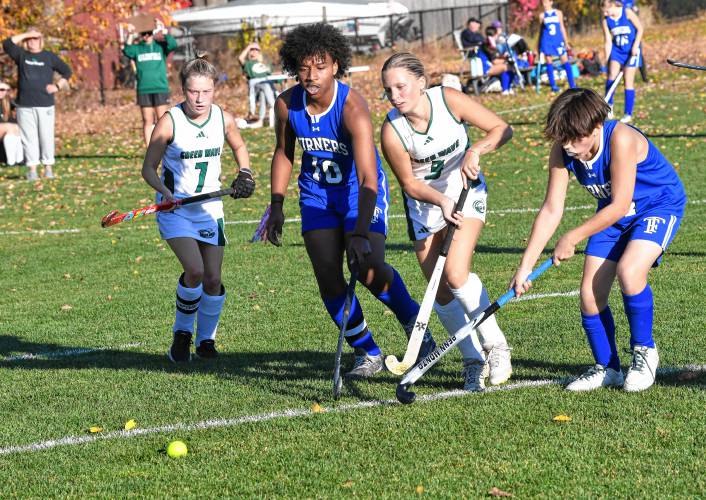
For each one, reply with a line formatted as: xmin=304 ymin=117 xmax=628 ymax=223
xmin=566 ymin=364 xmax=624 ymax=392
xmin=26 ymin=170 xmax=39 ymax=181
xmin=462 ymin=358 xmax=486 ymax=392
xmin=623 ymin=345 xmax=659 ymax=392
xmin=485 ymin=343 xmax=512 ymax=385
xmin=620 ymin=114 xmax=633 ymax=124
xmin=345 ymin=349 xmax=384 ymax=379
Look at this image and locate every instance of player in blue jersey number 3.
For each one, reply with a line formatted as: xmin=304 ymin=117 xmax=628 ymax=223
xmin=265 ymin=24 xmax=437 ymax=378
xmin=510 ymin=88 xmax=686 ymax=393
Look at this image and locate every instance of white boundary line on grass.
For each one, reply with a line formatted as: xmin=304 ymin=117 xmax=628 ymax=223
xmin=0 ymin=342 xmax=142 ymax=363
xmin=1 ymin=363 xmax=704 ymax=457
xmin=1 ymin=199 xmax=704 ymax=237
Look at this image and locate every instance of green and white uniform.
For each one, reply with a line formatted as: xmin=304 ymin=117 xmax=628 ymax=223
xmin=157 ymin=103 xmax=227 ymax=246
xmin=386 ymin=86 xmax=488 ymax=241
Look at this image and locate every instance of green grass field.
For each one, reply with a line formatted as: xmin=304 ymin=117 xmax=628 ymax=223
xmin=1 ymin=71 xmax=705 ymax=497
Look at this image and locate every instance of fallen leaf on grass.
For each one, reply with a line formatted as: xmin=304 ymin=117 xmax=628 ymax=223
xmin=489 ymin=486 xmax=513 ymax=497
xmin=415 ymin=485 xmax=425 ymax=495
xmin=311 ymin=403 xmax=324 ymax=413
xmin=552 ymin=414 xmax=572 ymax=423
xmin=61 ymin=304 xmax=73 ymax=311
xmin=342 ymin=480 xmax=353 ymax=488
xmin=88 ymin=426 xmax=103 ymax=433
xmin=124 ymin=419 xmax=137 ymax=431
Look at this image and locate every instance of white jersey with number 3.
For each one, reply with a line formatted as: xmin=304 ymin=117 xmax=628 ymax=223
xmin=161 ymin=103 xmax=225 ymax=221
xmin=386 ymin=86 xmax=487 ymax=240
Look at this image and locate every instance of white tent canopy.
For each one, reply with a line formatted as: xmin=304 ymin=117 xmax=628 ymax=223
xmin=172 ymin=0 xmax=409 ymax=35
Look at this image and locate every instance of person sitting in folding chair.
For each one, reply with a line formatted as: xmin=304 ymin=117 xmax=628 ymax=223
xmin=479 ymin=26 xmax=515 ymax=95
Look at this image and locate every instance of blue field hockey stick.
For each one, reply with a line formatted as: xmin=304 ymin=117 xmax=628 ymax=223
xmin=395 ymin=257 xmax=554 ymax=404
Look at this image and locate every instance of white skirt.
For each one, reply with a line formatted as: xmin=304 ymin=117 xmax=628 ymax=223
xmin=404 ymin=185 xmax=487 ymax=241
xmin=157 ymin=210 xmax=227 ymax=246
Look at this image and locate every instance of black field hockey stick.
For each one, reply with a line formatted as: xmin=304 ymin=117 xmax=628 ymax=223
xmin=395 ymin=257 xmax=554 ymax=404
xmin=667 ymin=59 xmax=706 ymax=72
xmin=333 ymin=267 xmax=359 ymax=400
xmin=385 ymin=180 xmax=480 ymax=375
xmin=101 ymin=187 xmax=235 ymax=227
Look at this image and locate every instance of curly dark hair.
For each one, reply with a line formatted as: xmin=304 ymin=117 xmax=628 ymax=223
xmin=279 ymin=23 xmax=351 ymax=79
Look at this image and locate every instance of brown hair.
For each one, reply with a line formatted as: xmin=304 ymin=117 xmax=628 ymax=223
xmin=0 ymin=82 xmax=11 ymax=122
xmin=179 ymin=54 xmax=218 ymax=87
xmin=544 ymin=88 xmax=610 ymax=144
xmin=381 ymin=52 xmax=426 ymax=85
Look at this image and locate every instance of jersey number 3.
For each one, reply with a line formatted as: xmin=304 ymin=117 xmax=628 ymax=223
xmin=312 ymin=158 xmax=343 ymax=184
xmin=195 ymin=161 xmax=208 ymax=193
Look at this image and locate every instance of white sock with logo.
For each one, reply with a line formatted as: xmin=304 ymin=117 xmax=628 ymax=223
xmin=450 ymin=273 xmax=508 ymax=350
xmin=434 ymin=299 xmax=484 ymax=361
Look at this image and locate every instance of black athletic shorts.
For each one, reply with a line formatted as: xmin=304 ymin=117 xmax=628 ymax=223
xmin=137 ymin=92 xmax=170 ymax=107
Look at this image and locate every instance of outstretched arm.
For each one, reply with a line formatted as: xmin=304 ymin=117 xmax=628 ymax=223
xmin=141 ymin=112 xmax=175 ymax=203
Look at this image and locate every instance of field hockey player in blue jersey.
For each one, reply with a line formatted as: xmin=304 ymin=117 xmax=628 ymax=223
xmin=602 ymin=0 xmax=644 ymax=123
xmin=381 ymin=52 xmax=514 ymax=391
xmin=537 ymin=0 xmax=576 ymax=92
xmin=264 ymin=24 xmax=436 ymax=379
xmin=510 ymin=88 xmax=686 ymax=393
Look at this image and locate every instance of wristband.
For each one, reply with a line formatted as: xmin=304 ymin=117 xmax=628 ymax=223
xmin=271 ymin=194 xmax=285 ymax=205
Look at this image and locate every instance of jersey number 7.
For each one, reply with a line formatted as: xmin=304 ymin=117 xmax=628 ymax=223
xmin=195 ymin=161 xmax=208 ymax=193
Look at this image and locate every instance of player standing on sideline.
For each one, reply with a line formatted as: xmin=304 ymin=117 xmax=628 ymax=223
xmin=123 ymin=19 xmax=178 ymax=147
xmin=380 ymin=53 xmax=513 ymax=391
xmin=537 ymin=0 xmax=576 ymax=92
xmin=602 ymin=0 xmax=644 ymax=123
xmin=264 ymin=24 xmax=436 ymax=378
xmin=141 ymin=56 xmax=255 ymax=362
xmin=510 ymin=88 xmax=686 ymax=392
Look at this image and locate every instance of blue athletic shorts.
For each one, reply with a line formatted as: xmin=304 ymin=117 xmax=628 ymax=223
xmin=610 ymin=47 xmax=642 ymax=68
xmin=585 ymin=210 xmax=681 ymax=267
xmin=299 ymin=169 xmax=390 ymax=236
xmin=540 ymin=42 xmax=566 ymax=58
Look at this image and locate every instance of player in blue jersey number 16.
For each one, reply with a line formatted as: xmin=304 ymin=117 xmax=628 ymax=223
xmin=265 ymin=24 xmax=437 ymax=379
xmin=510 ymin=88 xmax=686 ymax=393
xmin=141 ymin=56 xmax=254 ymax=363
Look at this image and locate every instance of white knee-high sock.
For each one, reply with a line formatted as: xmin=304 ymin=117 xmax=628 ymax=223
xmin=450 ymin=273 xmax=508 ymax=350
xmin=196 ymin=286 xmax=226 ymax=346
xmin=434 ymin=299 xmax=484 ymax=362
xmin=174 ymin=275 xmax=202 ymax=334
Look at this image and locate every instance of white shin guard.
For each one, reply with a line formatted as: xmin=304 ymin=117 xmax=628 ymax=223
xmin=434 ymin=299 xmax=484 ymax=362
xmin=450 ymin=273 xmax=508 ymax=350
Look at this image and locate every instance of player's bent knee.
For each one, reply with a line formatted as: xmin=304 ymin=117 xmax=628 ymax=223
xmin=444 ymin=269 xmax=469 ymax=290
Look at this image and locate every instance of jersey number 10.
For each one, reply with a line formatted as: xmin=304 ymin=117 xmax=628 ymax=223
xmin=312 ymin=158 xmax=343 ymax=184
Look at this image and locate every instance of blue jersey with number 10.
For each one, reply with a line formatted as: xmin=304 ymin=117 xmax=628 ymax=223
xmin=289 ymin=80 xmax=383 ymax=190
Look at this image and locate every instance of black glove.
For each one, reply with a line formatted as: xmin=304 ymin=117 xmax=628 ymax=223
xmin=231 ymin=169 xmax=255 ymax=199
xmin=266 ymin=202 xmax=284 ymax=247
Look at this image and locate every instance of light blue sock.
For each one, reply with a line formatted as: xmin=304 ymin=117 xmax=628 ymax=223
xmin=174 ymin=274 xmax=202 ymax=334
xmin=196 ymin=286 xmax=226 ymax=346
xmin=563 ymin=62 xmax=576 ymax=88
xmin=623 ymin=285 xmax=655 ymax=348
xmin=624 ymin=89 xmax=635 ymax=116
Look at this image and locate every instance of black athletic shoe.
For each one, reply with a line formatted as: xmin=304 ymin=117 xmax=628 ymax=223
xmin=195 ymin=339 xmax=218 ymax=359
xmin=169 ymin=330 xmax=192 ymax=363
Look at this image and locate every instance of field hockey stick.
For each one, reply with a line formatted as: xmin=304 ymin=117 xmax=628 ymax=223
xmin=385 ymin=180 xmax=478 ymax=376
xmin=604 ymin=70 xmax=623 ymax=104
xmin=667 ymin=59 xmax=706 ymax=72
xmin=535 ymin=53 xmax=543 ymax=94
xmin=100 ymin=187 xmax=235 ymax=228
xmin=395 ymin=257 xmax=554 ymax=404
xmin=333 ymin=267 xmax=359 ymax=400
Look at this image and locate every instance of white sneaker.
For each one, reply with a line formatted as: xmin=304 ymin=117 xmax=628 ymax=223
xmin=565 ymin=364 xmax=624 ymax=392
xmin=461 ymin=358 xmax=486 ymax=392
xmin=623 ymin=345 xmax=659 ymax=392
xmin=620 ymin=114 xmax=633 ymax=123
xmin=345 ymin=349 xmax=384 ymax=379
xmin=485 ymin=343 xmax=512 ymax=385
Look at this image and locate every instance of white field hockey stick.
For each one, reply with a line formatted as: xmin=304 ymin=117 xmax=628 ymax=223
xmin=333 ymin=268 xmax=358 ymax=400
xmin=535 ymin=53 xmax=543 ymax=94
xmin=667 ymin=59 xmax=706 ymax=71
xmin=604 ymin=70 xmax=623 ymax=103
xmin=395 ymin=257 xmax=554 ymax=404
xmin=384 ymin=181 xmax=477 ymax=376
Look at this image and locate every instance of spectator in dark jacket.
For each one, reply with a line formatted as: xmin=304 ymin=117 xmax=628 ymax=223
xmin=0 ymin=82 xmax=23 ymax=166
xmin=461 ymin=17 xmax=484 ymax=48
xmin=3 ymin=28 xmax=71 ymax=180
